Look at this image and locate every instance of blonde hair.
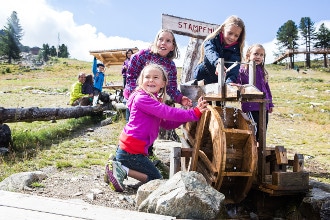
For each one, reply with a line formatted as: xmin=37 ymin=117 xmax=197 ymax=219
xmin=136 ymin=63 xmax=168 ymax=102
xmin=243 ymin=44 xmax=269 ymax=82
xmin=150 ymin=29 xmax=180 ymax=60
xmin=198 ymin=15 xmax=246 ymax=63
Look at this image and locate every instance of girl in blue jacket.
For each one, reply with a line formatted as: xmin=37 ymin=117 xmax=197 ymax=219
xmin=194 ymin=15 xmax=246 ymax=84
xmin=105 ymin=63 xmax=209 ymax=192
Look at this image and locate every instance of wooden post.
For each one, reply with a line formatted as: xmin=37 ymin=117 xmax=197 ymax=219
xmin=257 ymin=101 xmax=267 ymax=183
xmin=217 ymin=58 xmax=225 ymax=97
xmin=170 ymin=146 xmax=181 ymax=178
xmin=293 ymin=154 xmax=304 ymax=172
xmin=249 ymin=61 xmax=256 ymax=85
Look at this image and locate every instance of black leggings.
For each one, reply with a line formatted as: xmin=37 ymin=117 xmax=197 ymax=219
xmin=249 ymin=111 xmax=269 ymax=142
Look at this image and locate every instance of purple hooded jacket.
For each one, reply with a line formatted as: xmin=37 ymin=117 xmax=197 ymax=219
xmin=236 ymin=65 xmax=274 ymax=112
xmin=119 ymin=89 xmax=201 ymax=155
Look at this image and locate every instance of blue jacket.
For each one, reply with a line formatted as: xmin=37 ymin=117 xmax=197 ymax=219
xmin=194 ymin=33 xmax=241 ymax=84
xmin=92 ymin=58 xmax=105 ymax=92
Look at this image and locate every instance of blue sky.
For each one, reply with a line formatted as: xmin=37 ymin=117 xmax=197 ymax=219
xmin=0 ymin=0 xmax=329 ymax=65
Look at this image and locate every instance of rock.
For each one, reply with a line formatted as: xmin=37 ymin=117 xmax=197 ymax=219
xmin=0 ymin=171 xmax=47 ymax=191
xmin=138 ymin=171 xmax=225 ymax=219
xmin=135 ymin=179 xmax=166 ymax=206
xmin=299 ymin=180 xmax=330 ymax=220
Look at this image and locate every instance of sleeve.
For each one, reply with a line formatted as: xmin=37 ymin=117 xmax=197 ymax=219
xmin=70 ymin=83 xmax=86 ymax=104
xmin=135 ymin=94 xmax=199 ymax=123
xmin=236 ymin=67 xmax=249 ymax=85
xmin=92 ymin=57 xmax=97 ymax=75
xmin=204 ymin=37 xmax=221 ymax=67
xmin=165 ymin=62 xmax=183 ymax=104
xmin=225 ymin=49 xmax=241 ymax=83
xmin=121 ymin=60 xmax=128 ymax=76
xmin=266 ymin=82 xmax=274 ymax=108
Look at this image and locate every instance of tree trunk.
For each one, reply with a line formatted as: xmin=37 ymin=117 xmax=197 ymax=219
xmin=323 ymin=54 xmax=328 ymax=68
xmin=0 ymin=105 xmax=111 ymax=123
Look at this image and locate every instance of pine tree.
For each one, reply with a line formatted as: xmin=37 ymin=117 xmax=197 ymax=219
xmin=299 ymin=17 xmax=316 ymax=68
xmin=314 ymin=23 xmax=330 ymax=67
xmin=0 ymin=11 xmax=23 ymax=63
xmin=276 ymin=20 xmax=299 ymax=68
xmin=58 ymin=44 xmax=70 ymax=58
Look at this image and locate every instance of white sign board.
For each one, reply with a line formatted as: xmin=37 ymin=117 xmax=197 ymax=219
xmin=162 ymin=14 xmax=219 ymax=39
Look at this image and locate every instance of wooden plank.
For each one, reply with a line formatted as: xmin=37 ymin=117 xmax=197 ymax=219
xmin=198 ymin=150 xmax=218 ymax=174
xmin=262 ymin=182 xmax=311 ymax=191
xmin=223 ymin=172 xmax=252 ymax=177
xmin=190 ymin=110 xmax=210 ymax=170
xmin=162 ymin=14 xmax=219 ymax=39
xmin=272 ymin=171 xmax=309 ymax=187
xmin=0 ymin=190 xmax=174 ymax=220
xmin=181 ymin=148 xmax=193 ymax=158
xmin=103 ymin=85 xmax=123 ymax=90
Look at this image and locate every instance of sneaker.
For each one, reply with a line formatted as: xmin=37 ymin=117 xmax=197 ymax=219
xmin=105 ymin=160 xmax=124 ymax=192
xmin=113 ymin=161 xmax=127 ymax=186
xmin=104 ymin=154 xmax=116 ymax=184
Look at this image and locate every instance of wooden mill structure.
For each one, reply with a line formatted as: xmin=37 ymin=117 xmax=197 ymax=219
xmin=163 ymin=14 xmax=310 ymax=204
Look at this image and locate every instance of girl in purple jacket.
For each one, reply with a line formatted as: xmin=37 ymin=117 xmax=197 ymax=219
xmin=236 ymin=44 xmax=274 ymax=142
xmin=105 ymin=64 xmax=208 ymax=192
xmin=121 ymin=49 xmax=134 ymax=87
xmin=124 ymin=29 xmax=192 ymax=107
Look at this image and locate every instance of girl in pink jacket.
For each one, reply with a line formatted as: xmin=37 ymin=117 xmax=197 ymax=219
xmin=105 ymin=63 xmax=208 ymax=192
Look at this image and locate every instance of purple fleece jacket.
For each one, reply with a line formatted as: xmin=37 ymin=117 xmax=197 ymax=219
xmin=236 ymin=65 xmax=274 ymax=112
xmin=121 ymin=89 xmax=200 ymax=155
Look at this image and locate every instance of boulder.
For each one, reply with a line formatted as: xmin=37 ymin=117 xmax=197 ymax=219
xmin=138 ymin=171 xmax=225 ymax=219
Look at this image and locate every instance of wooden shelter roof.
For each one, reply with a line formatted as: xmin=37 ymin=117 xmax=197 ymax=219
xmin=89 ymin=47 xmax=139 ymax=67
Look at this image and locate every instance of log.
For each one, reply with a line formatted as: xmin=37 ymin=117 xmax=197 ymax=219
xmin=0 ymin=105 xmax=111 ymax=123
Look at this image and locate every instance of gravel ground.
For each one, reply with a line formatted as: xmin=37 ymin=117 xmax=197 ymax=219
xmin=17 ymin=124 xmax=144 ymax=211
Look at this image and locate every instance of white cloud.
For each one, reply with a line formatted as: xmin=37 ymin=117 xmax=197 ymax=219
xmin=0 ymin=0 xmax=151 ymax=63
xmin=1 ymin=1 xmax=329 ymax=67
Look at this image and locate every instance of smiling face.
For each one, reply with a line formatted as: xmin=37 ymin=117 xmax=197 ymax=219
xmin=78 ymin=73 xmax=86 ymax=83
xmin=222 ymin=24 xmax=242 ymax=46
xmin=156 ymin=31 xmax=175 ymax=57
xmin=140 ymin=66 xmax=166 ymax=94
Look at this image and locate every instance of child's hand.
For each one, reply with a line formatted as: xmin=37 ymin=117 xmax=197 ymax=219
xmin=196 ymin=96 xmax=208 ymax=113
xmin=215 ymin=62 xmax=227 ymax=76
xmin=181 ymin=96 xmax=193 ymax=108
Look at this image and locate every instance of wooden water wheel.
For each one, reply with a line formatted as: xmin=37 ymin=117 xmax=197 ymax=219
xmin=184 ymin=105 xmax=258 ymax=204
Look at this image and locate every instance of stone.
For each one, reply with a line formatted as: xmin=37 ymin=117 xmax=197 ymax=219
xmin=138 ymin=171 xmax=225 ymax=219
xmin=0 ymin=171 xmax=47 ymax=191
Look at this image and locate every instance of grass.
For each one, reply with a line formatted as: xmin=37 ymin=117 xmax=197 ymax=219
xmin=0 ymin=59 xmax=329 ymax=184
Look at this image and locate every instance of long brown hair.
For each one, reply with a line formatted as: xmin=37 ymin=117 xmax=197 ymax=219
xmin=136 ymin=63 xmax=168 ymax=102
xmin=150 ymin=29 xmax=180 ymax=60
xmin=243 ymin=44 xmax=269 ymax=82
xmin=198 ymin=15 xmax=246 ymax=63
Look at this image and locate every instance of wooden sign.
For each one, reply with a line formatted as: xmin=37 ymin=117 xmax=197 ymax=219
xmin=162 ymin=14 xmax=219 ymax=39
